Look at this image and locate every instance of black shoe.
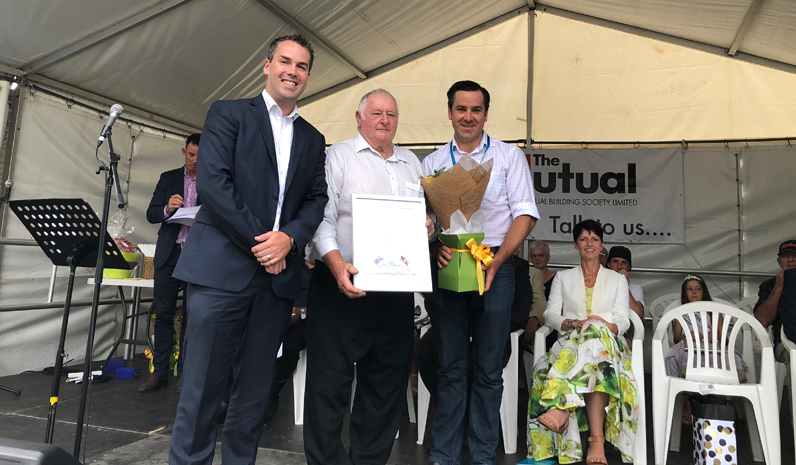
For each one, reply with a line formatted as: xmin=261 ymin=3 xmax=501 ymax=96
xmin=262 ymin=380 xmax=285 ymax=423
xmin=137 ymin=374 xmax=167 ymax=393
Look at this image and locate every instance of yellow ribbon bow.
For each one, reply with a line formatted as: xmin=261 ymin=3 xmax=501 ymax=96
xmin=144 ymin=348 xmax=154 ymax=373
xmin=450 ymin=237 xmax=494 ymax=295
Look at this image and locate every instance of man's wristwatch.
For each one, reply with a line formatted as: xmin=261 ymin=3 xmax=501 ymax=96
xmin=289 ymin=235 xmax=297 ymax=253
xmin=566 ymin=319 xmax=575 ymax=331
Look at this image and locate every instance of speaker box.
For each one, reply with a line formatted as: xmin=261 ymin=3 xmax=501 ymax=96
xmin=0 ymin=438 xmax=81 ymax=464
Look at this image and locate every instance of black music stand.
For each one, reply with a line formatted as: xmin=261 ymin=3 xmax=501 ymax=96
xmin=8 ymin=198 xmax=129 ymax=444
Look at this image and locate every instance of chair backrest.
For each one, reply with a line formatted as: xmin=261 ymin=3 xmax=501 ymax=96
xmin=650 ymin=293 xmax=680 ymax=326
xmin=654 ymin=301 xmax=773 ymax=385
xmin=736 ymin=295 xmax=759 ymax=315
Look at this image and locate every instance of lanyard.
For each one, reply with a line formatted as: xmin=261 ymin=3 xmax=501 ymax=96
xmin=450 ymin=135 xmax=490 ymax=166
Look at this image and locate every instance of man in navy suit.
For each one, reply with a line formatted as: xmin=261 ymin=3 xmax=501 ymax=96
xmin=139 ymin=133 xmax=201 ymax=393
xmin=169 ymin=34 xmax=328 ymax=465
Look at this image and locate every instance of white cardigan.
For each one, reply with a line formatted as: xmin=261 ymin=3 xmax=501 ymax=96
xmin=543 ymin=265 xmax=631 ymax=336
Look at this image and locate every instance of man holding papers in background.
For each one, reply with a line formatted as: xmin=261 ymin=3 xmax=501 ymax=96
xmin=305 ymin=89 xmax=433 ymax=465
xmin=423 ymin=81 xmax=538 ymax=465
xmin=139 ymin=132 xmax=201 ymax=393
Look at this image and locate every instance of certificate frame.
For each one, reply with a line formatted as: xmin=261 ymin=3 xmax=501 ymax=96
xmin=351 ymin=194 xmax=432 ymax=293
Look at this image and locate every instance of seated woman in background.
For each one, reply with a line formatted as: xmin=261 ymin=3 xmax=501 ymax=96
xmin=529 ymin=240 xmax=556 ymax=300
xmin=528 ymin=220 xmax=638 ymax=465
xmin=663 ymin=274 xmax=746 ymax=424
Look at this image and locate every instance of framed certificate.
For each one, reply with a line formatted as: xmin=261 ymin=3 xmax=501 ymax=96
xmin=352 ymin=194 xmax=432 ymax=292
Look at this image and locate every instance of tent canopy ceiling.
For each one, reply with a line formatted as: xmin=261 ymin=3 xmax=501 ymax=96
xmin=1 ymin=0 xmax=795 ymax=129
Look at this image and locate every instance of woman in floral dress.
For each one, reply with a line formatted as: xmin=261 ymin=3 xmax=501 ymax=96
xmin=528 ymin=220 xmax=639 ymax=464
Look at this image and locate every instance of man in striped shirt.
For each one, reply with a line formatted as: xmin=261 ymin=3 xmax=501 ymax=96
xmin=423 ymin=81 xmax=539 ymax=465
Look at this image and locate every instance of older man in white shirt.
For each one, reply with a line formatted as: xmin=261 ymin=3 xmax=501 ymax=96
xmin=304 ymin=89 xmax=432 ymax=465
xmin=423 ymin=80 xmax=539 ymax=465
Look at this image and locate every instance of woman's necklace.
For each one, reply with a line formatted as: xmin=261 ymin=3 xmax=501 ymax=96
xmin=583 ymin=268 xmax=598 ymax=284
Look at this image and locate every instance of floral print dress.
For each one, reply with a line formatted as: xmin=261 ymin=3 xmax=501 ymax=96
xmin=527 ymin=319 xmax=639 ymax=463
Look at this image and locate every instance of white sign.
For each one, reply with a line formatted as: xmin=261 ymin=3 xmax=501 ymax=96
xmin=352 ymin=194 xmax=432 ymax=292
xmin=528 ymin=148 xmax=684 ymax=243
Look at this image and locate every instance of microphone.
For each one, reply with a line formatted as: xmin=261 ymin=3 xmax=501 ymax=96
xmin=97 ymin=104 xmax=124 ymax=147
xmin=1 ymin=180 xmax=13 ymax=206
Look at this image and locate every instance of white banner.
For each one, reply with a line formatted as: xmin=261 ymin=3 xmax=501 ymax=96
xmin=527 ymin=148 xmax=684 ymax=243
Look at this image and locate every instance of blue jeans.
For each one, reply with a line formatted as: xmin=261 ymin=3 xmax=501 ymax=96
xmin=427 ymin=255 xmax=514 ymax=465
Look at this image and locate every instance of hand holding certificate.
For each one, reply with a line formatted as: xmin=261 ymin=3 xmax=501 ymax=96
xmin=166 ymin=206 xmax=200 ymax=226
xmin=351 ymin=194 xmax=432 ymax=293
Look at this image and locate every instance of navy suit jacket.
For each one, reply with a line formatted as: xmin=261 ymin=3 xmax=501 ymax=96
xmin=173 ymin=95 xmax=328 ymax=298
xmin=781 ymin=268 xmax=796 ymax=342
xmin=147 ymin=167 xmax=202 ymax=269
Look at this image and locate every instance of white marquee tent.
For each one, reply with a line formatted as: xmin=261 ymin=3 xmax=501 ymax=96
xmin=0 ymin=0 xmax=795 ymax=376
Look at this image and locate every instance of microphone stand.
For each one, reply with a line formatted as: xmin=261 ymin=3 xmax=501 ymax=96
xmin=73 ymin=129 xmax=124 ymax=460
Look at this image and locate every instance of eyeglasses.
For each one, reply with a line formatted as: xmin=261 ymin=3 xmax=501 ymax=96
xmin=599 ymin=253 xmax=607 ymax=257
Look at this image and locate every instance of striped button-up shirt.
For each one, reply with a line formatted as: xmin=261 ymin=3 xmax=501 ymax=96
xmin=163 ymin=167 xmax=197 ymax=244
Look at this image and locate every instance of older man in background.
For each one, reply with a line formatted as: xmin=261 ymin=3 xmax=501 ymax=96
xmin=755 ymin=239 xmax=796 ymax=364
xmin=305 ymin=89 xmax=433 ymax=465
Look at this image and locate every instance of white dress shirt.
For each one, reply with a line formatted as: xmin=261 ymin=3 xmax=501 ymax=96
xmin=628 ymin=281 xmax=645 ymax=307
xmin=310 ymin=132 xmax=425 ymax=264
xmin=262 ymin=89 xmax=300 ymax=231
xmin=422 ymin=132 xmax=539 ymax=247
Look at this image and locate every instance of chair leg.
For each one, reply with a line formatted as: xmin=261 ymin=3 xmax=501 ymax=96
xmin=669 ymin=394 xmax=684 ymax=452
xmin=746 ymin=390 xmax=782 ymax=465
xmin=500 ymin=332 xmax=520 ymax=454
xmin=293 ymin=349 xmax=307 ymax=425
xmin=738 ymin=397 xmax=765 ymax=462
xmin=417 ymin=372 xmax=430 ymax=445
xmin=652 ymin=385 xmax=678 ymax=465
xmin=407 ymin=379 xmax=416 ymax=424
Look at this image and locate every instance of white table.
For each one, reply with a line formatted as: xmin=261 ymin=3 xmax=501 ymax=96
xmin=88 ymin=278 xmax=154 ymax=361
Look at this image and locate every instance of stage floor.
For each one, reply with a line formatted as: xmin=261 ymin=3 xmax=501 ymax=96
xmin=0 ymin=356 xmax=790 ymax=464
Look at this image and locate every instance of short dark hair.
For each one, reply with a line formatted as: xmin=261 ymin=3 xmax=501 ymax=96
xmin=268 ymin=34 xmax=315 ymax=71
xmin=186 ymin=133 xmax=201 ymax=148
xmin=573 ymin=219 xmax=603 ymax=242
xmin=681 ymin=274 xmax=713 ymax=305
xmin=446 ymin=80 xmax=490 ymax=111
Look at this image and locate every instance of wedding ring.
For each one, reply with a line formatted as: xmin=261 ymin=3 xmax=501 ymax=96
xmin=266 ymin=254 xmax=270 ymax=260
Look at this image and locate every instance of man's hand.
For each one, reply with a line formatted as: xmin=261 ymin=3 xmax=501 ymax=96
xmin=252 ymin=231 xmax=292 ymax=266
xmin=166 ymin=194 xmax=184 ymax=215
xmin=618 ymin=269 xmax=630 ymax=282
xmin=333 ymin=262 xmax=366 ymax=299
xmin=425 ymin=215 xmax=434 ymax=238
xmin=265 ymin=257 xmax=286 ymax=275
xmin=290 ymin=307 xmax=303 ymax=324
xmin=437 ymin=245 xmax=452 ymax=269
xmin=525 ymin=317 xmax=540 ymax=344
xmin=776 ymin=270 xmax=786 ymax=290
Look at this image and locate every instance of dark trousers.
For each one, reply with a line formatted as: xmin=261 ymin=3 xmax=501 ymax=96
xmin=153 ymin=246 xmax=186 ymax=376
xmin=273 ymin=322 xmax=306 ymax=382
xmin=304 ymin=262 xmax=414 ymax=465
xmin=169 ymin=267 xmax=293 ymax=465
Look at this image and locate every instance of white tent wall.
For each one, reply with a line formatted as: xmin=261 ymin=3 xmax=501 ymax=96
xmin=0 ymin=89 xmax=187 ymax=377
xmin=532 ymin=10 xmax=796 ymax=142
xmin=300 ymin=14 xmax=529 ymax=145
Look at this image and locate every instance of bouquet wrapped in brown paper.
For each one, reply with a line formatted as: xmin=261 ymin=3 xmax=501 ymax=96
xmin=421 ymin=155 xmax=494 ymax=294
xmin=420 ymin=155 xmax=493 ymax=230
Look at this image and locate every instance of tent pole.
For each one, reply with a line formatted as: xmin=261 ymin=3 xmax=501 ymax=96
xmin=526 ymin=9 xmax=534 ymax=149
xmin=0 ymin=79 xmax=23 ymax=238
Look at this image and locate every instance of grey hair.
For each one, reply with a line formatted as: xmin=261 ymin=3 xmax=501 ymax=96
xmin=357 ymin=89 xmax=399 ymax=119
xmin=529 ymin=240 xmax=550 ymax=255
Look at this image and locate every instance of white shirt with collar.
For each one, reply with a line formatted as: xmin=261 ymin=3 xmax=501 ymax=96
xmin=310 ymin=132 xmax=425 ymax=263
xmin=422 ymin=131 xmax=539 ymax=247
xmin=261 ymin=89 xmax=300 ymax=231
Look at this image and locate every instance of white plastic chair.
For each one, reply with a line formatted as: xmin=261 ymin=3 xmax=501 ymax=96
xmin=532 ymin=313 xmax=647 ymax=465
xmin=293 ymin=349 xmax=415 ymax=427
xmin=651 ymin=301 xmax=781 ymax=465
xmin=415 ymin=327 xmax=524 ymax=454
xmin=649 ymin=293 xmax=680 ymax=336
xmin=780 ymin=327 xmax=796 ymax=460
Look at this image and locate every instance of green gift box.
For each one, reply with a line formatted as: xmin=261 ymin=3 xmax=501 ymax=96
xmin=438 ymin=233 xmax=485 ymax=293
